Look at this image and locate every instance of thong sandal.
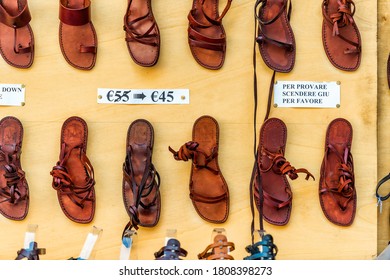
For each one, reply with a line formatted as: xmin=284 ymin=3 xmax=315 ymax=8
xmin=59 ymin=0 xmax=97 ymax=70
xmin=122 ymin=119 xmax=161 ymax=230
xmin=50 ymin=116 xmax=96 ymax=224
xmin=154 ymin=238 xmax=188 ymax=260
xmin=254 ymin=118 xmax=314 ymax=226
xmin=0 ymin=0 xmax=34 ymax=68
xmin=255 ymin=0 xmax=295 ymax=73
xmin=322 ymin=0 xmax=361 ymax=71
xmin=319 ymin=118 xmax=356 ymax=226
xmin=15 ymin=242 xmax=46 ymax=260
xmin=187 ymin=0 xmax=232 ymax=70
xmin=198 ymin=234 xmax=235 ymax=260
xmin=123 ymin=0 xmax=160 ymax=67
xmin=169 ymin=115 xmax=229 ymax=223
xmin=0 ymin=116 xmax=29 ymax=220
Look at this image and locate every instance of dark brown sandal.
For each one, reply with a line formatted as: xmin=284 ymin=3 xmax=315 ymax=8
xmin=188 ymin=0 xmax=232 ymax=70
xmin=255 ymin=0 xmax=295 ymax=73
xmin=254 ymin=118 xmax=314 ymax=225
xmin=59 ymin=0 xmax=97 ymax=70
xmin=50 ymin=116 xmax=96 ymax=224
xmin=0 ymin=116 xmax=29 ymax=220
xmin=319 ymin=118 xmax=356 ymax=226
xmin=0 ymin=0 xmax=34 ymax=68
xmin=122 ymin=119 xmax=161 ymax=230
xmin=15 ymin=242 xmax=46 ymax=260
xmin=169 ymin=115 xmax=229 ymax=223
xmin=124 ymin=0 xmax=160 ymax=67
xmin=322 ymin=0 xmax=361 ymax=71
xmin=154 ymin=238 xmax=188 ymax=260
xmin=198 ymin=234 xmax=235 ymax=260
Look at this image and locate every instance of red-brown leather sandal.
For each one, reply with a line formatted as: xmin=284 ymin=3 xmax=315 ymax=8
xmin=198 ymin=234 xmax=235 ymax=260
xmin=59 ymin=0 xmax=97 ymax=70
xmin=255 ymin=0 xmax=295 ymax=73
xmin=188 ymin=0 xmax=232 ymax=70
xmin=322 ymin=0 xmax=361 ymax=71
xmin=124 ymin=0 xmax=160 ymax=67
xmin=169 ymin=115 xmax=229 ymax=223
xmin=0 ymin=116 xmax=29 ymax=220
xmin=122 ymin=119 xmax=161 ymax=230
xmin=253 ymin=118 xmax=314 ymax=226
xmin=319 ymin=118 xmax=356 ymax=226
xmin=0 ymin=0 xmax=34 ymax=68
xmin=50 ymin=116 xmax=96 ymax=224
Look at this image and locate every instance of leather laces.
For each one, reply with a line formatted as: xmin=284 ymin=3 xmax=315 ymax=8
xmin=0 ymin=146 xmax=28 ymax=204
xmin=124 ymin=0 xmax=159 ymax=47
xmin=122 ymin=145 xmax=160 ymax=231
xmin=320 ymin=144 xmax=354 ymax=210
xmin=50 ymin=143 xmax=95 ymax=209
xmin=375 ymin=173 xmax=390 ymax=213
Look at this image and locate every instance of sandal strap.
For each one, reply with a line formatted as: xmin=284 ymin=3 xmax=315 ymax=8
xmin=198 ymin=234 xmax=235 ymax=260
xmin=244 ymin=234 xmax=277 ymax=260
xmin=59 ymin=0 xmax=91 ymax=26
xmin=376 ymin=173 xmax=390 ymax=203
xmin=322 ymin=0 xmax=360 ymax=52
xmin=50 ymin=143 xmax=95 ymax=209
xmin=0 ymin=0 xmax=31 ymax=28
xmin=123 ymin=1 xmax=158 ymax=47
xmin=15 ymin=242 xmax=46 ymax=260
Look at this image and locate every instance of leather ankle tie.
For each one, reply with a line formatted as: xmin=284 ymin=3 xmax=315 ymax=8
xmin=169 ymin=141 xmax=219 ymax=175
xmin=260 ymin=148 xmax=315 ymax=181
xmin=330 ymin=0 xmax=355 ymax=36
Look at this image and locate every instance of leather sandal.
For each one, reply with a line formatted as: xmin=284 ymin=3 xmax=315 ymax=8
xmin=244 ymin=234 xmax=277 ymax=260
xmin=188 ymin=0 xmax=232 ymax=70
xmin=169 ymin=115 xmax=229 ymax=223
xmin=59 ymin=0 xmax=97 ymax=70
xmin=50 ymin=116 xmax=96 ymax=224
xmin=122 ymin=119 xmax=161 ymax=230
xmin=254 ymin=118 xmax=314 ymax=226
xmin=0 ymin=0 xmax=34 ymax=68
xmin=0 ymin=116 xmax=29 ymax=220
xmin=322 ymin=0 xmax=361 ymax=71
xmin=198 ymin=234 xmax=235 ymax=260
xmin=154 ymin=238 xmax=188 ymax=260
xmin=15 ymin=242 xmax=46 ymax=260
xmin=319 ymin=118 xmax=356 ymax=226
xmin=124 ymin=0 xmax=160 ymax=67
xmin=255 ymin=0 xmax=295 ymax=73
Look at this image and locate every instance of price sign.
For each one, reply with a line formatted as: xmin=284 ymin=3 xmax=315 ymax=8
xmin=97 ymin=88 xmax=189 ymax=105
xmin=0 ymin=84 xmax=25 ymax=106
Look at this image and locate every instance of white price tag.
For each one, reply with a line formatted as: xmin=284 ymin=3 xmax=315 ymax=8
xmin=0 ymin=84 xmax=25 ymax=106
xmin=274 ymin=81 xmax=340 ymax=108
xmin=97 ymin=88 xmax=189 ymax=105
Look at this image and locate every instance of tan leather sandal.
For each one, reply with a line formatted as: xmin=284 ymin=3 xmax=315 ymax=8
xmin=169 ymin=115 xmax=229 ymax=223
xmin=0 ymin=0 xmax=34 ymax=68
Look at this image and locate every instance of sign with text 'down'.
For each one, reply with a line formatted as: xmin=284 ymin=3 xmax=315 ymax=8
xmin=0 ymin=84 xmax=25 ymax=106
xmin=274 ymin=81 xmax=340 ymax=108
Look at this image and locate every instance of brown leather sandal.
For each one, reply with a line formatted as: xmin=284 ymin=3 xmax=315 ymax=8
xmin=0 ymin=0 xmax=34 ymax=68
xmin=254 ymin=118 xmax=314 ymax=226
xmin=169 ymin=115 xmax=229 ymax=223
xmin=59 ymin=0 xmax=97 ymax=70
xmin=255 ymin=0 xmax=295 ymax=73
xmin=188 ymin=0 xmax=232 ymax=70
xmin=0 ymin=116 xmax=29 ymax=220
xmin=319 ymin=118 xmax=356 ymax=226
xmin=322 ymin=0 xmax=361 ymax=71
xmin=122 ymin=119 xmax=161 ymax=230
xmin=124 ymin=0 xmax=160 ymax=67
xmin=50 ymin=116 xmax=96 ymax=224
xmin=198 ymin=234 xmax=235 ymax=260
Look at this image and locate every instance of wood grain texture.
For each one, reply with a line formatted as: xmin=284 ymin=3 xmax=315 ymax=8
xmin=377 ymin=0 xmax=390 ymax=256
xmin=0 ymin=0 xmax=377 ymax=260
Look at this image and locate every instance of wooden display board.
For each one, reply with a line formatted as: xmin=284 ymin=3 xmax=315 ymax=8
xmin=0 ymin=0 xmax=377 ymax=260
